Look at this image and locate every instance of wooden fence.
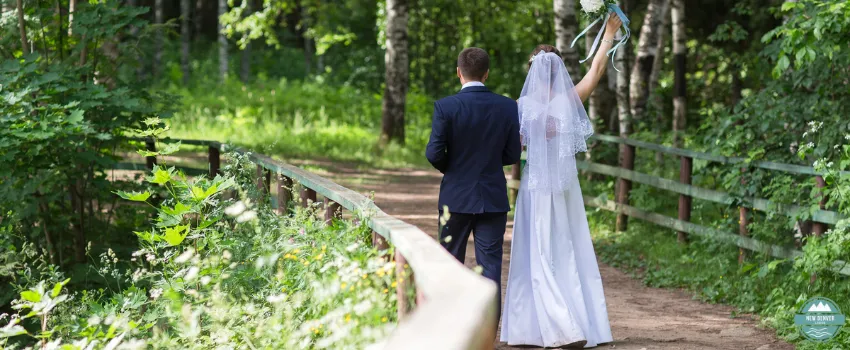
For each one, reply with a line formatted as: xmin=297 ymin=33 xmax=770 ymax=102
xmin=508 ymin=134 xmax=850 ymax=276
xmin=120 ymin=138 xmax=498 ymax=350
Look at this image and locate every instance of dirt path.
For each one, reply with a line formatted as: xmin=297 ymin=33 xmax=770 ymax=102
xmin=294 ymin=159 xmax=792 ymax=350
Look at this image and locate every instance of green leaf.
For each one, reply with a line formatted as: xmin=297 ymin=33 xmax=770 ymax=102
xmin=66 ymin=109 xmax=84 ymax=124
xmin=115 ymin=190 xmax=151 ymax=202
xmin=191 ymin=186 xmax=208 ymax=200
xmin=51 ymin=278 xmax=71 ymax=298
xmin=149 ymin=167 xmax=172 ymax=185
xmin=20 ymin=290 xmax=40 ymax=303
xmin=158 ymin=142 xmax=181 ymax=155
xmin=164 ymin=225 xmax=188 ymax=246
xmin=204 ymin=184 xmax=218 ymax=198
xmin=781 ymin=1 xmax=799 ymax=11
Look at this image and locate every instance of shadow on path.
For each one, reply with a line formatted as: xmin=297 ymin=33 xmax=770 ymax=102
xmin=294 ymin=159 xmax=792 ymax=350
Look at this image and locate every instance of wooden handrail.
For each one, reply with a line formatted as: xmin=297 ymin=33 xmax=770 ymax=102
xmin=521 ymin=134 xmax=850 ymax=176
xmin=118 ymin=138 xmax=498 ymax=349
xmin=511 ymin=134 xmax=849 ymax=277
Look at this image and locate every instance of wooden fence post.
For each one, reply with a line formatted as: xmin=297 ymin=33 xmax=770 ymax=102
xmin=145 ymin=139 xmax=157 ymax=170
xmin=300 ymin=187 xmax=317 ymax=208
xmin=324 ymin=198 xmax=341 ymax=224
xmin=616 ymin=144 xmax=635 ymax=231
xmin=208 ymin=145 xmax=220 ymax=178
xmin=677 ymin=156 xmax=692 ymax=243
xmin=739 ymin=167 xmax=750 ymax=264
xmin=277 ymin=175 xmax=293 ymax=215
xmin=812 ymin=175 xmax=827 ymax=236
xmin=256 ymin=165 xmax=270 ymax=196
xmin=510 ymin=163 xmax=521 ymax=207
xmin=396 ymin=250 xmax=411 ymax=320
xmin=373 ymin=231 xmax=389 ymax=252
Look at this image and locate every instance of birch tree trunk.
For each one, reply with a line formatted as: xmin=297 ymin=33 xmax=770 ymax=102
xmin=240 ymin=0 xmax=253 ymax=83
xmin=218 ymin=0 xmax=228 ymax=81
xmin=651 ymin=0 xmax=670 ymax=162
xmin=68 ymin=0 xmax=75 ymax=35
xmin=585 ymin=24 xmax=616 ymax=172
xmin=181 ymin=0 xmax=191 ymax=84
xmin=16 ymin=0 xmax=28 ymax=53
xmin=380 ymin=0 xmax=409 ymax=146
xmin=553 ymin=0 xmax=580 ymax=83
xmin=629 ymin=0 xmax=664 ymax=121
xmin=671 ymin=0 xmax=686 ymax=148
xmin=615 ymin=0 xmax=633 ymax=232
xmin=154 ymin=0 xmax=163 ymax=78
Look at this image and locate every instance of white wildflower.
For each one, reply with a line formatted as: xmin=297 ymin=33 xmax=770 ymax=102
xmin=580 ymin=0 xmax=605 ymax=13
xmin=87 ymin=315 xmax=102 ymax=325
xmin=807 ymin=142 xmax=815 ymax=148
xmin=174 ymin=249 xmax=195 ymax=264
xmin=149 ymin=288 xmax=163 ymax=300
xmin=236 ymin=210 xmax=257 ymax=223
xmin=145 ymin=254 xmax=155 ymax=262
xmin=267 ymin=294 xmax=287 ymax=303
xmin=184 ymin=266 xmax=200 ymax=281
xmin=200 ymin=276 xmax=212 ymax=285
xmin=224 ymin=201 xmax=247 ymax=217
xmin=346 ymin=243 xmax=360 ymax=252
xmin=221 ymin=250 xmax=232 ymax=261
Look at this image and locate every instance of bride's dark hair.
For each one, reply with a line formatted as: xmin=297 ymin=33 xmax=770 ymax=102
xmin=528 ymin=44 xmax=561 ymax=70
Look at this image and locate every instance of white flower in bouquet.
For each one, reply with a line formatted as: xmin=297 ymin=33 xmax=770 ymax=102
xmin=580 ymin=0 xmax=605 ymax=14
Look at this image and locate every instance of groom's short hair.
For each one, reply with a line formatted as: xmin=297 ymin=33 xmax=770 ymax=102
xmin=457 ymin=47 xmax=489 ymax=81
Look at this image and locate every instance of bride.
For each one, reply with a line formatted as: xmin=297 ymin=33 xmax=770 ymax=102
xmin=500 ymin=16 xmax=621 ymax=348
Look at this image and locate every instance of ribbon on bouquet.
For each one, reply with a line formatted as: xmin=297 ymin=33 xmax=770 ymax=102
xmin=570 ymin=4 xmax=631 ymax=72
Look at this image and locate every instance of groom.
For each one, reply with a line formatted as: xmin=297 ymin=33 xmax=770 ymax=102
xmin=425 ymin=47 xmax=522 ymax=321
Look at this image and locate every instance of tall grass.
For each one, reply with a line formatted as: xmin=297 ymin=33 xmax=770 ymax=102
xmin=166 ymin=77 xmax=436 ymax=168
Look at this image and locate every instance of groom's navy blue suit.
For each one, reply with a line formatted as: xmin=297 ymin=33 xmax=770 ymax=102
xmin=426 ymin=84 xmax=521 ymax=319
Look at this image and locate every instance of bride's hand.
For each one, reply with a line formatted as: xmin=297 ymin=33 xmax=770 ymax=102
xmin=604 ymin=16 xmax=623 ymax=39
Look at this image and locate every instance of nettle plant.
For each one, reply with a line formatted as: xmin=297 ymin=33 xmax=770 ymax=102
xmin=0 ymin=126 xmax=398 ymax=349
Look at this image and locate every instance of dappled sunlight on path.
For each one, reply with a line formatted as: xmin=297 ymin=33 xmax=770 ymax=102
xmin=302 ymin=159 xmax=792 ymax=350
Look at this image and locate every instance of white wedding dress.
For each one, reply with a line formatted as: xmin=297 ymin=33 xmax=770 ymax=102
xmin=500 ymin=52 xmax=613 ymax=348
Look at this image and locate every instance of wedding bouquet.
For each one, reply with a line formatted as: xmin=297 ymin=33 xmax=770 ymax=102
xmin=571 ymin=0 xmax=631 ymax=71
xmin=579 ymin=0 xmax=619 ymax=20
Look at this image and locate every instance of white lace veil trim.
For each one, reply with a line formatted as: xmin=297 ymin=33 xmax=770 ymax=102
xmin=518 ymin=51 xmax=593 ymax=193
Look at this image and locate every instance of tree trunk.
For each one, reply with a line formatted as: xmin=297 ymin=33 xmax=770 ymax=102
xmin=68 ymin=0 xmax=75 ymax=35
xmin=194 ymin=0 xmax=204 ymax=39
xmin=154 ymin=0 xmax=163 ymax=78
xmin=553 ymin=0 xmax=580 ymax=82
xmin=585 ymin=23 xmax=615 ymax=171
xmin=16 ymin=0 xmax=28 ymax=54
xmin=301 ymin=4 xmax=313 ymax=75
xmin=650 ymin=0 xmax=670 ymax=163
xmin=181 ymin=0 xmax=191 ymax=84
xmin=240 ymin=0 xmax=252 ymax=82
xmin=615 ymin=0 xmax=633 ymax=232
xmin=629 ymin=0 xmax=664 ymax=122
xmin=380 ymin=0 xmax=408 ymax=146
xmin=217 ymin=0 xmax=228 ymax=81
xmin=671 ymin=0 xmax=686 ymax=148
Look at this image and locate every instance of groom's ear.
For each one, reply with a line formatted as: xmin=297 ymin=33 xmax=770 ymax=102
xmin=482 ymin=70 xmax=490 ymax=82
xmin=456 ymin=67 xmax=462 ymax=79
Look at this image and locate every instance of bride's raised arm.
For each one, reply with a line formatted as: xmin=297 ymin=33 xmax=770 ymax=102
xmin=575 ymin=16 xmax=623 ymax=103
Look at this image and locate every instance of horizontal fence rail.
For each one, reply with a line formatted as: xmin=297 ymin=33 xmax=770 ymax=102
xmin=117 ymin=138 xmax=498 ymax=350
xmin=510 ymin=134 xmax=850 ymax=277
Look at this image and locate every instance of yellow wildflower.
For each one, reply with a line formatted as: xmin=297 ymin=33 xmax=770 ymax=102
xmin=345 ymin=314 xmax=351 ymax=323
xmin=361 ymin=274 xmax=368 ymax=279
xmin=341 ymin=283 xmax=347 ymax=289
xmin=391 ymin=281 xmax=397 ymax=288
xmin=383 ymin=288 xmax=389 ymax=294
xmin=381 ymin=317 xmax=388 ymax=323
xmin=293 ymin=249 xmax=300 ymax=254
xmin=349 ymin=286 xmax=354 ymax=291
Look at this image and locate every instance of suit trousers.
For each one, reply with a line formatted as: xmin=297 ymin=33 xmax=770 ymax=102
xmin=439 ymin=211 xmax=506 ymax=326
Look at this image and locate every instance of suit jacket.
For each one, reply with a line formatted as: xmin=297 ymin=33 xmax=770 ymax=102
xmin=425 ymin=85 xmax=522 ymax=214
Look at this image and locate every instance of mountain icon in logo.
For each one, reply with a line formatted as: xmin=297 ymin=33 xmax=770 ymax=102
xmin=808 ymin=302 xmax=833 ymax=313
xmin=794 ymin=297 xmax=846 ymax=342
